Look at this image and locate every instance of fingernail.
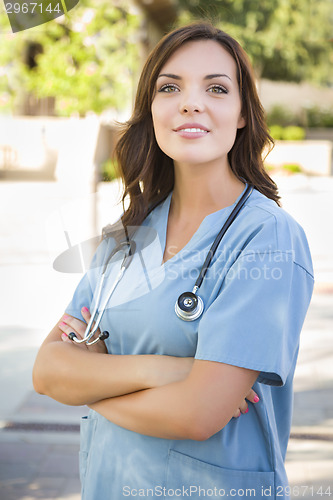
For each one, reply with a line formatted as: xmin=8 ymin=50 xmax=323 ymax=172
xmin=82 ymin=307 xmax=89 ymax=313
xmin=59 ymin=322 xmax=66 ymax=327
xmin=61 ymin=333 xmax=68 ymax=340
xmin=63 ymin=315 xmax=69 ymax=320
xmin=253 ymin=395 xmax=260 ymax=403
xmin=244 ymin=408 xmax=249 ymax=414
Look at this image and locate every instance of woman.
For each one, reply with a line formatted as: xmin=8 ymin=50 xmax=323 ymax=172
xmin=33 ymin=22 xmax=314 ymax=499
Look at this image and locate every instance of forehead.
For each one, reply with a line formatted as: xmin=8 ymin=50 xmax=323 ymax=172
xmin=160 ymin=40 xmax=237 ymax=79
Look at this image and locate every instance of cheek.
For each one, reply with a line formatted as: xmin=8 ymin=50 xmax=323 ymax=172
xmin=217 ymin=109 xmax=244 ymax=136
xmin=151 ymin=101 xmax=171 ymax=142
xmin=151 ymin=102 xmax=161 ymax=133
xmin=152 ymin=98 xmax=167 ymax=117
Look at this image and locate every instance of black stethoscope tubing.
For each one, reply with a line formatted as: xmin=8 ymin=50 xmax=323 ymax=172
xmin=175 ymin=183 xmax=253 ymax=321
xmin=194 ymin=183 xmax=253 ymax=290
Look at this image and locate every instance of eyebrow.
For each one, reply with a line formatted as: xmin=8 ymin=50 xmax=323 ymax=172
xmin=157 ymin=73 xmax=232 ymax=81
xmin=204 ymin=73 xmax=232 ymax=81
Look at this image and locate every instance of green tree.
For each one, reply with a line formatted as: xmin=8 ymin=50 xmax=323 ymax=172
xmin=0 ymin=0 xmax=140 ymax=115
xmin=177 ymin=0 xmax=333 ymax=84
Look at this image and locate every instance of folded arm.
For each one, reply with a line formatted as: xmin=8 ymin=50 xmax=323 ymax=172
xmin=32 ymin=310 xmax=193 ymax=406
xmin=89 ymin=360 xmax=259 ymax=441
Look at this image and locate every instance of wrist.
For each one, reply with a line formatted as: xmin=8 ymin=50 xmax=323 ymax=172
xmin=139 ymin=355 xmax=162 ymax=390
xmin=141 ymin=355 xmax=193 ymax=389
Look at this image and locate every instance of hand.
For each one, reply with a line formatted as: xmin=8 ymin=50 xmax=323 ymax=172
xmin=232 ymin=388 xmax=260 ymax=418
xmin=58 ymin=307 xmax=107 ymax=354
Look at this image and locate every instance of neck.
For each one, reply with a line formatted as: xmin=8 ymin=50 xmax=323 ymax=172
xmin=170 ymin=161 xmax=245 ymax=220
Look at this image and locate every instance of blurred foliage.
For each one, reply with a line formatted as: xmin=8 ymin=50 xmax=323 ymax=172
xmin=305 ymin=106 xmax=333 ymax=128
xmin=0 ymin=0 xmax=140 ymax=115
xmin=264 ymin=162 xmax=303 ymax=174
xmin=1 ymin=1 xmax=332 ymax=116
xmin=269 ymin=125 xmax=306 ymax=141
xmin=178 ymin=0 xmax=333 ymax=85
xmin=266 ymin=105 xmax=297 ymax=127
xmin=266 ymin=104 xmax=333 ymax=128
xmin=100 ymin=158 xmax=119 ymax=181
xmin=282 ymin=163 xmax=303 ymax=173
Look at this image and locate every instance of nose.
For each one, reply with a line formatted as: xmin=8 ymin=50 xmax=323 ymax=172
xmin=179 ymin=89 xmax=204 ymax=114
xmin=180 ymin=104 xmax=201 ymax=114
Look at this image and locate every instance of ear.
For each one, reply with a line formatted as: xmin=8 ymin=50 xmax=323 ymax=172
xmin=237 ymin=114 xmax=246 ymax=129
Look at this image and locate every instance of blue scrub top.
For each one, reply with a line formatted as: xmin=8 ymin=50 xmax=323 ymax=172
xmin=66 ymin=184 xmax=314 ymax=499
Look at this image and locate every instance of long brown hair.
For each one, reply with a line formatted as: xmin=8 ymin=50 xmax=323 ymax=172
xmin=114 ymin=21 xmax=279 ymax=229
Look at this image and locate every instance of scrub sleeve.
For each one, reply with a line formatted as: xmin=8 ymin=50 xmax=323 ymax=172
xmin=195 ymin=250 xmax=314 ymax=386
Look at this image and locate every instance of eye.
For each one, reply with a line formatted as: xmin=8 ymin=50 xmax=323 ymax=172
xmin=157 ymin=84 xmax=180 ymax=93
xmin=207 ymin=85 xmax=228 ymax=94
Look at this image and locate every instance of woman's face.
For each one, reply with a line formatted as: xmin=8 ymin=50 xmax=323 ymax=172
xmin=151 ymin=40 xmax=245 ymax=170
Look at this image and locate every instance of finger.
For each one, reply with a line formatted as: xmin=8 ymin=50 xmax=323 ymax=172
xmin=81 ymin=306 xmax=101 ymax=340
xmin=60 ymin=332 xmax=72 ymax=343
xmin=60 ymin=315 xmax=86 ymax=337
xmin=245 ymin=388 xmax=260 ymax=404
xmin=58 ymin=321 xmax=83 ymax=341
xmin=239 ymin=399 xmax=249 ymax=415
xmin=232 ymin=408 xmax=241 ymax=419
xmin=81 ymin=306 xmax=91 ymax=323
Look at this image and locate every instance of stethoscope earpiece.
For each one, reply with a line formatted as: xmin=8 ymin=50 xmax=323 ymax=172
xmin=99 ymin=331 xmax=110 ymax=341
xmin=68 ymin=330 xmax=109 ymax=344
xmin=175 ymin=291 xmax=204 ymax=321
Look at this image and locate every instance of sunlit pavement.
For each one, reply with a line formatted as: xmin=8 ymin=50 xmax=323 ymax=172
xmin=0 ymin=175 xmax=332 ymax=499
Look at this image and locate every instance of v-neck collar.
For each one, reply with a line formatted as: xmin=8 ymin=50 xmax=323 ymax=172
xmin=157 ymin=183 xmax=249 ymax=268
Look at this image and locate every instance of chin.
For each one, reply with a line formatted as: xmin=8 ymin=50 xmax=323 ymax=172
xmin=173 ymin=154 xmax=225 ymax=168
xmin=174 ymin=158 xmax=209 ymax=167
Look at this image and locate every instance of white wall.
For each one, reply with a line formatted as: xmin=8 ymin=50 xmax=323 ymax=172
xmin=259 ymin=79 xmax=333 ymax=113
xmin=0 ymin=115 xmax=103 ymax=189
xmin=265 ymin=140 xmax=332 ymax=176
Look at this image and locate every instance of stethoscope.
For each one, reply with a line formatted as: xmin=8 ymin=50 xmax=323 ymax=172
xmin=68 ymin=240 xmax=136 ymax=346
xmin=69 ymin=184 xmax=253 ymax=345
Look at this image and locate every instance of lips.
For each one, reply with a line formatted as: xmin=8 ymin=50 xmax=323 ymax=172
xmin=173 ymin=123 xmax=210 ymax=139
xmin=174 ymin=123 xmax=210 ymax=133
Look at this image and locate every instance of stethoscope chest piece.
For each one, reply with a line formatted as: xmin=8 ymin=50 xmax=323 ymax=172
xmin=175 ymin=291 xmax=204 ymax=321
xmin=174 ymin=184 xmax=253 ymax=322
